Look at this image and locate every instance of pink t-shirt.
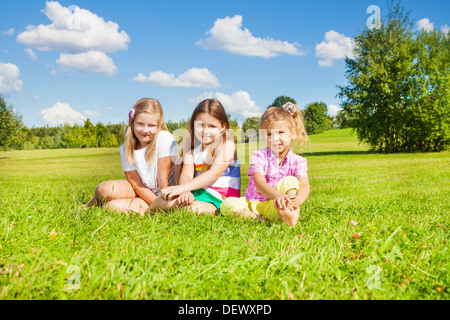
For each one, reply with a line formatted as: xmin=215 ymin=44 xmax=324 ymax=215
xmin=244 ymin=147 xmax=308 ymax=202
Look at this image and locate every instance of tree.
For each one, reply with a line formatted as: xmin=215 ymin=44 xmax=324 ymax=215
xmin=303 ymin=102 xmax=330 ymax=135
xmin=0 ymin=96 xmax=24 ymax=150
xmin=227 ymin=113 xmax=242 ymax=143
xmin=102 ymin=133 xmax=119 ymax=147
xmin=334 ymin=109 xmax=351 ymax=129
xmin=82 ymin=119 xmax=97 ymax=148
xmin=241 ymin=117 xmax=260 ymax=142
xmin=268 ymin=96 xmax=297 ymax=109
xmin=337 ymin=1 xmax=449 ymax=152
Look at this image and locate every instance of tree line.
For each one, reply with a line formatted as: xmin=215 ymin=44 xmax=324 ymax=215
xmin=1 ymin=94 xmax=336 ymax=151
xmin=0 ymin=98 xmax=125 ymax=150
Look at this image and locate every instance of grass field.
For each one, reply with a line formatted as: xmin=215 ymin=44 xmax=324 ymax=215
xmin=0 ymin=128 xmax=448 ymax=300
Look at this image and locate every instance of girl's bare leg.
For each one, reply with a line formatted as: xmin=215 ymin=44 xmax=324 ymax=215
xmin=85 ymin=180 xmax=137 ymax=207
xmin=148 ymin=196 xmax=179 ymax=214
xmin=233 ymin=208 xmax=267 ymax=222
xmin=186 ymin=201 xmax=218 ymax=216
xmin=104 ymin=197 xmax=149 ymax=216
xmin=278 ymin=207 xmax=300 ymax=227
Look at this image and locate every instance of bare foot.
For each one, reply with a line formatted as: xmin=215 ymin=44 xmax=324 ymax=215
xmin=278 ymin=207 xmax=299 ymax=227
xmin=85 ymin=196 xmax=98 ymax=208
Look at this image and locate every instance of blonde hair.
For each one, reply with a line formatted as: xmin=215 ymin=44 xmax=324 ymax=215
xmin=260 ymin=104 xmax=308 ymax=147
xmin=124 ymin=98 xmax=168 ymax=166
xmin=177 ymin=99 xmax=236 ymax=182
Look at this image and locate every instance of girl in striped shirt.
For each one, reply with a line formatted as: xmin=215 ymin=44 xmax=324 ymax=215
xmin=149 ymin=99 xmax=240 ymax=216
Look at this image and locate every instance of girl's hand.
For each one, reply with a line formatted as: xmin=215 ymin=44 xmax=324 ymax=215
xmin=273 ymin=194 xmax=292 ymax=211
xmin=161 ymin=185 xmax=186 ymax=201
xmin=289 ymin=196 xmax=299 ymax=210
xmin=176 ymin=191 xmax=194 ymax=206
xmin=286 ymin=189 xmax=299 ymax=210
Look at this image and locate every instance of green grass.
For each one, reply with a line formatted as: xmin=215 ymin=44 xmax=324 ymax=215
xmin=0 ymin=128 xmax=449 ymax=299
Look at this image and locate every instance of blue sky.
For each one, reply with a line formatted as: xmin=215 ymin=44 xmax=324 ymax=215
xmin=1 ymin=0 xmax=449 ymax=127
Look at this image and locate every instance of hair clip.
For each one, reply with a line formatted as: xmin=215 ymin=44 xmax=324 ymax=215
xmin=129 ymin=107 xmax=136 ymax=121
xmin=282 ymin=102 xmax=296 ymax=116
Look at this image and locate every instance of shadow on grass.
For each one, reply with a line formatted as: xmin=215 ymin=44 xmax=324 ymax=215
xmin=300 ymin=150 xmax=375 ymax=157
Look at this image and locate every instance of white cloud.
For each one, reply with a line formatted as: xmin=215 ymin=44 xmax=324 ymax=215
xmin=25 ymin=48 xmax=38 ymax=60
xmin=196 ymin=15 xmax=305 ymax=58
xmin=134 ymin=67 xmax=220 ymax=88
xmin=16 ymin=1 xmax=130 ymax=53
xmin=441 ymin=25 xmax=449 ymax=35
xmin=34 ymin=96 xmax=39 ymax=101
xmin=417 ymin=18 xmax=434 ymax=32
xmin=50 ymin=69 xmax=57 ymax=75
xmin=2 ymin=28 xmax=15 ymax=36
xmin=188 ymin=90 xmax=263 ymax=119
xmin=56 ymin=51 xmax=117 ymax=76
xmin=83 ymin=110 xmax=101 ymax=117
xmin=16 ymin=1 xmax=129 ymax=75
xmin=327 ymin=104 xmax=342 ymax=118
xmin=0 ymin=62 xmax=23 ymax=96
xmin=315 ymin=30 xmax=355 ymax=67
xmin=40 ymin=102 xmax=86 ymax=125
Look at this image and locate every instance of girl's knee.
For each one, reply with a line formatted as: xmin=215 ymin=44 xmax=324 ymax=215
xmin=276 ymin=176 xmax=300 ymax=194
xmin=220 ymin=197 xmax=247 ymax=216
xmin=95 ymin=181 xmax=113 ymax=199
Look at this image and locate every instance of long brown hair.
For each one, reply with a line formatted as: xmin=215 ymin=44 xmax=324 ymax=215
xmin=123 ymin=98 xmax=168 ymax=166
xmin=177 ymin=99 xmax=236 ymax=182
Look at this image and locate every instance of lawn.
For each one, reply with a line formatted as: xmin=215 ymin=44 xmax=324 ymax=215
xmin=0 ymin=128 xmax=448 ymax=300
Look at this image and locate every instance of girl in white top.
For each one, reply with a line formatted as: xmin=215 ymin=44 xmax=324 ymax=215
xmin=85 ymin=98 xmax=178 ymax=215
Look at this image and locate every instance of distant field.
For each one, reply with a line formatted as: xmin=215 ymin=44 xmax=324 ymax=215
xmin=0 ymin=128 xmax=448 ymax=300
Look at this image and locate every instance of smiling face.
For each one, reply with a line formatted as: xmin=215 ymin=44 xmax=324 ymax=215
xmin=265 ymin=120 xmax=296 ymax=159
xmin=193 ymin=112 xmax=226 ymax=147
xmin=133 ymin=112 xmax=159 ymax=149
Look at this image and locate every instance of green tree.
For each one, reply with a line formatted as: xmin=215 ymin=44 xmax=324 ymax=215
xmin=334 ymin=109 xmax=351 ymax=129
xmin=96 ymin=122 xmax=107 ymax=147
xmin=166 ymin=119 xmax=188 ymax=133
xmin=106 ymin=123 xmax=125 ymax=146
xmin=303 ymin=102 xmax=329 ymax=135
xmin=227 ymin=114 xmax=242 ymax=143
xmin=268 ymin=96 xmax=297 ymax=109
xmin=338 ymin=1 xmax=449 ymax=152
xmin=83 ymin=119 xmax=97 ymax=148
xmin=241 ymin=117 xmax=260 ymax=142
xmin=102 ymin=133 xmax=119 ymax=147
xmin=0 ymin=96 xmax=24 ymax=150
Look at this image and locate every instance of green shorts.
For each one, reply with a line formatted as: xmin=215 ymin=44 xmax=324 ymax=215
xmin=191 ymin=188 xmax=223 ymax=213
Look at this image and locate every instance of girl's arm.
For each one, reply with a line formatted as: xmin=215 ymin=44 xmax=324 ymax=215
xmin=156 ymin=156 xmax=173 ymax=190
xmin=125 ymin=170 xmax=158 ymax=204
xmin=178 ymin=151 xmax=195 ymax=185
xmin=296 ymin=177 xmax=310 ymax=206
xmin=175 ymin=151 xmax=195 ymax=206
xmin=288 ymin=177 xmax=310 ymax=210
xmin=252 ymin=172 xmax=291 ymax=209
xmin=161 ymin=140 xmax=236 ymax=200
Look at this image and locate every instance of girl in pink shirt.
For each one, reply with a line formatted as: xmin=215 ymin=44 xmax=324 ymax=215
xmin=221 ymin=102 xmax=310 ymax=227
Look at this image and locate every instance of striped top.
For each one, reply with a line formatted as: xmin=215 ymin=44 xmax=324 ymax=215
xmin=193 ymin=144 xmax=241 ymax=200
